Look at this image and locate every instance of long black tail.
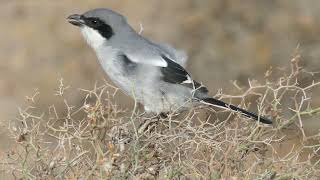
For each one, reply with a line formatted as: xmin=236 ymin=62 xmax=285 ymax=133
xmin=201 ymin=97 xmax=272 ymax=124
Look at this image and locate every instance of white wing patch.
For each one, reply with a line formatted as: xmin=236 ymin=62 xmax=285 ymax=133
xmin=126 ymin=54 xmax=168 ymax=67
xmin=181 ymin=75 xmax=192 ymax=84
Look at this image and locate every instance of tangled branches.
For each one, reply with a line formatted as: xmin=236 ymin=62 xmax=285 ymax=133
xmin=2 ymin=56 xmax=320 ymax=179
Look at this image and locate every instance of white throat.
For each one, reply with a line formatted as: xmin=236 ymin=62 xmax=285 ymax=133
xmin=80 ymin=26 xmax=106 ymax=49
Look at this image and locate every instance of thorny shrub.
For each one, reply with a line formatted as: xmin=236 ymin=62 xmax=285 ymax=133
xmin=2 ymin=55 xmax=320 ymax=179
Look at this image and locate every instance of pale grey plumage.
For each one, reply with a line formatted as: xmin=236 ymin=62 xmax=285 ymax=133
xmin=71 ymin=8 xmax=199 ymax=114
xmin=67 ymin=8 xmax=273 ymax=124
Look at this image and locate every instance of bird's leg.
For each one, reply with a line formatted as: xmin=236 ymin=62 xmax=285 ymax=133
xmin=159 ymin=113 xmax=168 ymax=119
xmin=137 ymin=113 xmax=165 ymax=134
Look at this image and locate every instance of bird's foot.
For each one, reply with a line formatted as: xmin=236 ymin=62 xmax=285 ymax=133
xmin=137 ymin=114 xmax=165 ymax=134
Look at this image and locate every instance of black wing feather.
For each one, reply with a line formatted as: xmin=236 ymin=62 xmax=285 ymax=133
xmin=160 ymin=55 xmax=208 ymax=93
xmin=160 ymin=55 xmax=189 ymax=84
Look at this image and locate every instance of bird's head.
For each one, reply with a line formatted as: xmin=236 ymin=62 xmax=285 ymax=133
xmin=67 ymin=8 xmax=128 ymax=49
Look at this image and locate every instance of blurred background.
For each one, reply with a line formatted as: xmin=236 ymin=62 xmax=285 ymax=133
xmin=1 ymin=0 xmax=320 ymax=152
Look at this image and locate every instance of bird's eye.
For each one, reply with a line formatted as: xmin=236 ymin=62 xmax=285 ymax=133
xmin=85 ymin=18 xmax=106 ymax=29
xmin=86 ymin=18 xmax=101 ymax=26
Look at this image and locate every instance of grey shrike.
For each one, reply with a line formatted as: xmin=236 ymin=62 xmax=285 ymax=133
xmin=67 ymin=8 xmax=272 ymax=124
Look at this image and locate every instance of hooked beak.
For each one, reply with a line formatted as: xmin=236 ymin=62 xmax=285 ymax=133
xmin=67 ymin=14 xmax=85 ymax=26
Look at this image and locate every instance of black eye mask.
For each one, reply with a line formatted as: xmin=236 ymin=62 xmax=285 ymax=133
xmin=83 ymin=16 xmax=114 ymax=39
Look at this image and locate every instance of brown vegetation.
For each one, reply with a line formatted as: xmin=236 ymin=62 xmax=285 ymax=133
xmin=2 ymin=56 xmax=320 ymax=179
xmin=1 ymin=1 xmax=320 ymax=179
